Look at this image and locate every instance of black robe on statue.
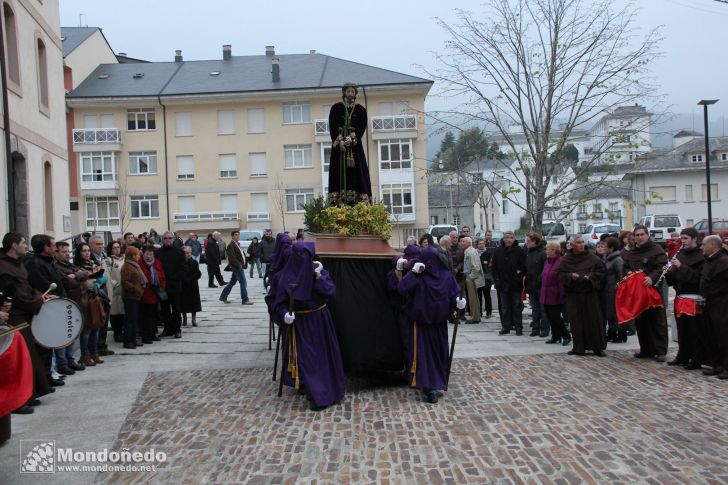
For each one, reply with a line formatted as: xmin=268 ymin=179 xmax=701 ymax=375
xmin=557 ymin=250 xmax=606 ymax=354
xmin=328 ymin=102 xmax=371 ymax=205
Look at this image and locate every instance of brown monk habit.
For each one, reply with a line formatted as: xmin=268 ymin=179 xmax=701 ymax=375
xmin=621 ymin=240 xmax=669 ymax=357
xmin=557 ymin=250 xmax=606 ymax=354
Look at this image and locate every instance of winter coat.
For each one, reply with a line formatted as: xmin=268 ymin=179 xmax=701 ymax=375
xmin=140 ymin=259 xmax=166 ymax=305
xmin=105 ymin=255 xmax=125 ymax=315
xmin=525 ymin=246 xmax=546 ymax=294
xmin=491 ymin=240 xmax=526 ymax=292
xmin=540 ymin=256 xmax=565 ymax=305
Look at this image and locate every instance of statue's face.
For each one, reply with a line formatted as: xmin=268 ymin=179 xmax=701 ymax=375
xmin=344 ymin=87 xmax=357 ymax=102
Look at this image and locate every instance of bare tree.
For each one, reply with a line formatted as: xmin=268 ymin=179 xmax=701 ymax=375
xmin=269 ymin=174 xmax=287 ymax=232
xmin=423 ymin=0 xmax=663 ymax=232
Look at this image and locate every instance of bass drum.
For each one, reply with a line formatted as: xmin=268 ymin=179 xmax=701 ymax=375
xmin=31 ymin=298 xmax=84 ymax=349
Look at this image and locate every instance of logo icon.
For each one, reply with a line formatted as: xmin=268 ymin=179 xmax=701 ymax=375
xmin=20 ymin=440 xmax=55 ymax=473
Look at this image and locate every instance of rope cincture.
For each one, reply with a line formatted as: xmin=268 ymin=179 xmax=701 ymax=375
xmin=410 ymin=321 xmax=417 ymax=388
xmin=287 ymin=325 xmax=300 ymax=390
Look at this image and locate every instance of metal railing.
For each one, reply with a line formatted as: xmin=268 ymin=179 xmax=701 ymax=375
xmin=246 ymin=212 xmax=271 ymax=221
xmin=72 ymin=128 xmax=121 ymax=144
xmin=173 ymin=211 xmax=240 ymax=223
xmin=371 ymin=115 xmax=417 ymax=133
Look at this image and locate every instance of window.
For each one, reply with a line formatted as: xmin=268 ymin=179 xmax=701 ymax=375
xmin=219 ymin=154 xmax=237 ymax=178
xmin=701 ymin=184 xmax=719 ymax=201
xmin=175 ymin=111 xmax=192 ymax=136
xmin=578 ymin=204 xmax=587 ymax=214
xmin=177 ymin=195 xmax=196 ymax=213
xmin=453 ymin=215 xmax=460 ymax=226
xmin=721 ymin=153 xmax=727 ymax=162
xmin=608 ymin=202 xmax=619 ymax=212
xmin=686 ymin=219 xmax=694 ymax=228
xmin=250 ymin=193 xmax=269 ymax=220
xmin=220 ymin=194 xmax=238 ymax=212
xmin=84 ymin=114 xmax=115 ymax=128
xmin=44 ymin=161 xmax=53 ymax=230
xmin=249 ymin=152 xmax=267 ymax=177
xmin=685 ymin=185 xmax=694 ymax=202
xmin=379 ymin=139 xmax=413 ymax=170
xmin=3 ymin=4 xmax=19 ymax=85
xmin=649 ymin=186 xmax=676 ymax=202
xmin=36 ymin=37 xmax=49 ymax=111
xmin=431 ymin=216 xmax=438 ymax=225
xmin=128 ymin=151 xmax=157 ymax=175
xmin=322 ymin=145 xmax=331 ymax=173
xmin=131 ymin=196 xmax=159 ymax=219
xmin=579 ymin=223 xmax=587 ymax=233
xmin=247 ymin=108 xmax=265 ymax=133
xmin=176 ymin=155 xmax=194 ymax=180
xmin=127 ymin=108 xmax=155 ymax=131
xmin=217 ymin=110 xmax=235 ymax=135
xmin=381 ymin=184 xmax=414 ymax=215
xmin=285 ymin=189 xmax=314 ymax=212
xmin=284 ymin=145 xmax=313 ymax=168
xmin=85 ymin=196 xmax=120 ymax=230
xmin=503 ymin=200 xmax=509 ymax=215
xmin=691 ymin=154 xmax=704 ymax=163
xmin=282 ymin=101 xmax=310 ymax=124
xmin=80 ymin=152 xmax=116 ymax=182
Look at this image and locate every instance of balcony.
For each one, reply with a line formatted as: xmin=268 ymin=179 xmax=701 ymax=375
xmin=576 ymin=212 xmax=588 ymax=220
xmin=80 ymin=176 xmax=118 ymax=191
xmin=247 ymin=212 xmax=271 ymax=222
xmin=314 ymin=119 xmax=330 ymax=143
xmin=72 ymin=128 xmax=122 ymax=152
xmin=371 ymin=115 xmax=417 ymax=140
xmin=172 ymin=211 xmax=240 ymax=231
xmin=591 ymin=212 xmax=604 ymax=220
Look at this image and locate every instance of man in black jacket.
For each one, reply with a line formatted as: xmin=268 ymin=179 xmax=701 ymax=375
xmin=156 ymin=231 xmax=186 ymax=338
xmin=621 ymin=225 xmax=669 ymax=362
xmin=259 ymin=230 xmax=275 ymax=276
xmin=206 ymin=232 xmax=225 ymax=288
xmin=525 ymin=234 xmax=548 ymax=337
xmin=491 ymin=231 xmax=526 ymax=335
xmin=699 ymin=235 xmax=728 ymax=378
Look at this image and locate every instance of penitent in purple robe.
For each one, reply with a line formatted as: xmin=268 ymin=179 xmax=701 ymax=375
xmin=386 ymin=245 xmax=423 ymax=370
xmin=397 ymin=246 xmax=460 ymax=391
xmin=272 ymin=242 xmax=345 ymax=408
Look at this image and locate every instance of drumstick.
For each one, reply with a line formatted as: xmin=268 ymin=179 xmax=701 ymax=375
xmin=0 ymin=322 xmax=29 ymax=339
xmin=41 ymin=283 xmax=57 ymax=298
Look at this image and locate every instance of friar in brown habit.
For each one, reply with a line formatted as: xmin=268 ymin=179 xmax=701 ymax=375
xmin=557 ymin=235 xmax=606 ymax=356
xmin=699 ymin=235 xmax=728 ymax=379
xmin=621 ymin=225 xmax=669 ymax=361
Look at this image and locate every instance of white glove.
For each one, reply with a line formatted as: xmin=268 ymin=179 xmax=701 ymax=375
xmin=284 ymin=312 xmax=295 ymax=325
xmin=313 ymin=261 xmax=323 ymax=274
xmin=456 ymin=297 xmax=466 ymax=310
xmin=412 ymin=262 xmax=425 ymax=274
xmin=265 ymin=285 xmax=271 ymax=296
xmin=396 ymin=258 xmax=407 ymax=271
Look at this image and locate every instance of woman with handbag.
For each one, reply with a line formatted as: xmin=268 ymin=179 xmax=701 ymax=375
xmin=74 ymin=243 xmax=107 ymax=366
xmin=139 ymin=245 xmax=166 ymax=343
xmin=120 ymin=246 xmax=145 ymax=349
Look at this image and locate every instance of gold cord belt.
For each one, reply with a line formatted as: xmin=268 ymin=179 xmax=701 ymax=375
xmin=293 ymin=304 xmax=327 ymax=314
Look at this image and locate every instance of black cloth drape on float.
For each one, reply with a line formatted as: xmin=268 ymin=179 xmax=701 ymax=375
xmin=322 ymin=257 xmax=403 ymax=373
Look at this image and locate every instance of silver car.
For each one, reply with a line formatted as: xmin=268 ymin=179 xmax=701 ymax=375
xmin=581 ymin=224 xmax=621 ymax=246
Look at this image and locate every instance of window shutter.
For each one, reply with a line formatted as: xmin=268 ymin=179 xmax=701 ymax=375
xmin=177 ymin=195 xmax=195 ymax=213
xmin=177 ymin=155 xmax=194 ymax=178
xmin=219 ymin=154 xmax=237 ymax=176
xmin=247 ymin=108 xmax=265 ymax=133
xmin=249 ymin=152 xmax=267 ymax=176
xmin=220 ymin=194 xmax=238 ymax=212
xmin=217 ymin=110 xmax=235 ymax=135
xmin=250 ymin=193 xmax=268 ymax=212
xmin=175 ymin=111 xmax=192 ymax=136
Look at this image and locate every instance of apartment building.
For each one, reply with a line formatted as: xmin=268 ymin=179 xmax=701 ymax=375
xmin=65 ymin=45 xmax=432 ymax=239
xmin=1 ymin=0 xmax=70 ymax=237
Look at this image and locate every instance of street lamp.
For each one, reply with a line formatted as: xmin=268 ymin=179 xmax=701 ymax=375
xmin=438 ymin=160 xmax=453 ymax=225
xmin=698 ymin=99 xmax=719 ymax=234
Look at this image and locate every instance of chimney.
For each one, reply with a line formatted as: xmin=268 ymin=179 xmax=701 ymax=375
xmin=309 ymin=49 xmax=316 ymax=54
xmin=174 ymin=50 xmax=183 ymax=62
xmin=118 ymin=52 xmax=127 ymax=57
xmin=271 ymin=57 xmax=280 ymax=82
xmin=265 ymin=45 xmax=275 ymax=57
xmin=222 ymin=44 xmax=232 ymax=60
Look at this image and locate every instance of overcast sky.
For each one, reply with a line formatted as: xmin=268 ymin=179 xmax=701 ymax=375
xmin=60 ymin=0 xmax=728 ymax=130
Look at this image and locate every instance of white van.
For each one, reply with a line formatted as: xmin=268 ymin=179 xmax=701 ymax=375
xmin=541 ymin=220 xmax=568 ymax=243
xmin=637 ymin=215 xmax=683 ymax=243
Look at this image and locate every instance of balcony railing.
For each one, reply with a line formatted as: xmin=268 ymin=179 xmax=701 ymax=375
xmin=247 ymin=212 xmax=271 ymax=222
xmin=576 ymin=212 xmax=588 ymax=220
xmin=80 ymin=176 xmax=118 ymax=191
xmin=314 ymin=119 xmax=329 ymax=136
xmin=173 ymin=211 xmax=239 ymax=223
xmin=371 ymin=115 xmax=417 ymax=133
xmin=73 ymin=128 xmax=121 ymax=144
xmin=592 ymin=212 xmax=604 ymax=219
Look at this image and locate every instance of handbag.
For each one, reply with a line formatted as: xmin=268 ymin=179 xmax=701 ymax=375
xmin=85 ymin=294 xmax=107 ymax=330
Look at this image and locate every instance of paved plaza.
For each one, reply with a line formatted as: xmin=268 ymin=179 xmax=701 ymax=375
xmin=2 ymin=275 xmax=727 ymax=484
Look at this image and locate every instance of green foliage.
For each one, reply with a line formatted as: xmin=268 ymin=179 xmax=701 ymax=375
xmin=303 ymin=197 xmax=393 ymax=239
xmin=435 ymin=127 xmax=504 ymax=171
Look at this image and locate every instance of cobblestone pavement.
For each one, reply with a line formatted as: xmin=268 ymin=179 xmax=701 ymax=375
xmin=96 ymin=350 xmax=728 ymax=485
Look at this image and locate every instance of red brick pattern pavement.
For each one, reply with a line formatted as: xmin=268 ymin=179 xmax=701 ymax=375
xmin=96 ymin=351 xmax=728 ymax=484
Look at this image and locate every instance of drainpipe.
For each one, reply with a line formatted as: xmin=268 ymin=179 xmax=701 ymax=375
xmin=0 ymin=18 xmax=15 ymax=231
xmin=158 ymin=95 xmax=171 ymax=229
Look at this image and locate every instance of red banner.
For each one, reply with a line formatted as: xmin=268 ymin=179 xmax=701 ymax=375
xmin=675 ymin=296 xmax=704 ymax=318
xmin=0 ymin=331 xmax=33 ymax=416
xmin=615 ymin=271 xmax=664 ymax=325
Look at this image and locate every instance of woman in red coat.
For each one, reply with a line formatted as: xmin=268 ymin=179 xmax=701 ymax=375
xmin=139 ymin=245 xmax=166 ymax=344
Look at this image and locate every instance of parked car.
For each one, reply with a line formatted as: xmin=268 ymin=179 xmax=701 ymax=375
xmin=473 ymin=229 xmax=503 ymax=243
xmin=541 ymin=220 xmax=569 ymax=243
xmin=693 ymin=219 xmax=728 ymax=242
xmin=581 ymin=223 xmax=621 ymax=247
xmin=427 ymin=225 xmax=458 ymax=240
xmin=637 ymin=215 xmax=683 ymax=244
xmin=237 ymin=229 xmax=263 ymax=251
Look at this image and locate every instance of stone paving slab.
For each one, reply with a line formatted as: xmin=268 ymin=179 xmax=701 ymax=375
xmin=93 ymin=351 xmax=728 ymax=485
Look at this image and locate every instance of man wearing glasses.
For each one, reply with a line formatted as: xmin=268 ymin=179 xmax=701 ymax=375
xmin=156 ymin=231 xmax=186 ymax=338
